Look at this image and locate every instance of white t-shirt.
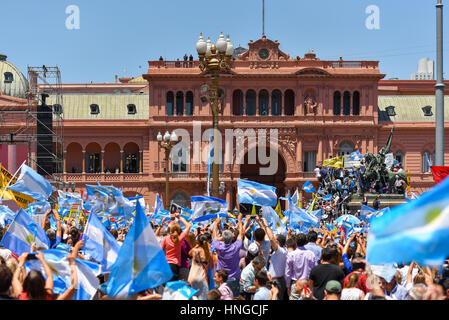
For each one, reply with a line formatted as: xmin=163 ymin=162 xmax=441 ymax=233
xmin=341 ymin=288 xmax=363 ymax=300
xmin=314 ymin=168 xmax=321 ymax=178
xmin=268 ymin=246 xmax=287 ymax=279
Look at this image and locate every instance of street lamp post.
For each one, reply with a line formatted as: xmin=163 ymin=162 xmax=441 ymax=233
xmin=436 ymin=0 xmax=445 ymax=166
xmin=196 ymin=32 xmax=235 ymax=198
xmin=157 ymin=131 xmax=179 ymax=209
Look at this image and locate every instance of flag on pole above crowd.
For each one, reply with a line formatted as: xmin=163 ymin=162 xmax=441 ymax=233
xmin=237 ymin=179 xmax=277 ymax=207
xmin=153 ymin=193 xmax=163 ymax=215
xmin=0 ymin=205 xmax=16 ymax=227
xmin=350 ymin=150 xmax=364 ymax=161
xmin=190 ymin=196 xmax=228 ymax=220
xmin=302 ymin=181 xmax=316 ymax=193
xmin=105 ymin=202 xmax=173 ymax=298
xmin=367 ymin=175 xmax=449 ymax=266
xmin=83 ymin=211 xmax=121 ymax=274
xmin=0 ymin=209 xmax=50 ymax=255
xmin=6 ymin=164 xmax=54 ymax=202
xmin=162 ymin=281 xmax=198 ymax=300
xmin=0 ymin=164 xmax=36 ymax=209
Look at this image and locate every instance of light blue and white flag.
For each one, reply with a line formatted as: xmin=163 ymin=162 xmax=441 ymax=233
xmin=261 ymin=206 xmax=287 ymax=236
xmin=83 ymin=211 xmax=120 ymax=274
xmin=0 ymin=209 xmax=50 ymax=255
xmin=85 ymin=183 xmax=134 ymax=218
xmin=105 ymin=202 xmax=173 ymax=298
xmin=153 ymin=193 xmax=163 ymax=215
xmin=24 ymin=249 xmax=101 ymax=299
xmin=237 ymin=179 xmax=277 ymax=207
xmin=350 ymin=150 xmax=364 ymax=161
xmin=302 ymin=181 xmax=316 ymax=193
xmin=193 ymin=213 xmax=229 ymax=223
xmin=291 ymin=189 xmax=299 ymax=205
xmin=0 ymin=205 xmax=16 ymax=227
xmin=6 ymin=164 xmax=54 ymax=201
xmin=360 ymin=204 xmax=376 ymax=222
xmin=367 ymin=176 xmax=449 ymax=266
xmin=190 ymin=196 xmax=228 ymax=220
xmin=323 ymin=194 xmax=332 ymax=201
xmin=285 ymin=196 xmax=319 ymax=228
xmin=162 ymin=281 xmax=199 ymax=300
xmin=369 ymin=264 xmax=398 ymax=283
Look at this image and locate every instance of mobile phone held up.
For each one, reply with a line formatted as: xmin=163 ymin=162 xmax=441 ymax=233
xmin=26 ymin=253 xmax=38 ymax=261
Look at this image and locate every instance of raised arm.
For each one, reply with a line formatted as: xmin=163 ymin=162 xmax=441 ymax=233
xmin=41 ymin=209 xmax=51 ymax=230
xmin=257 ymin=216 xmax=277 ymax=252
xmin=36 ymin=251 xmax=54 ymax=296
xmin=12 ymin=253 xmax=28 ymax=297
xmin=405 ymin=261 xmax=416 ymax=286
xmin=237 ymin=212 xmax=244 ymax=241
xmin=177 ymin=213 xmax=192 ymax=234
xmin=57 ymin=254 xmax=78 ymax=300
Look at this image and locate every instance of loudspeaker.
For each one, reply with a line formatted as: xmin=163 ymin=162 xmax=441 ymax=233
xmin=36 ymin=102 xmax=53 ymax=176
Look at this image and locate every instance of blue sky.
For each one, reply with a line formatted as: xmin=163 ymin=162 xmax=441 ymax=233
xmin=1 ymin=0 xmax=447 ymax=83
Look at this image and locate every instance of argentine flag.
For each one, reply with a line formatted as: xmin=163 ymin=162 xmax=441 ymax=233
xmin=261 ymin=206 xmax=287 ymax=236
xmin=367 ymin=175 xmax=449 ymax=266
xmin=0 ymin=209 xmax=50 ymax=255
xmin=191 ymin=196 xmax=228 ymax=220
xmin=350 ymin=150 xmax=364 ymax=161
xmin=105 ymin=202 xmax=173 ymax=298
xmin=0 ymin=205 xmax=16 ymax=227
xmin=7 ymin=164 xmax=54 ymax=201
xmin=162 ymin=281 xmax=198 ymax=300
xmin=302 ymin=181 xmax=316 ymax=193
xmin=285 ymin=196 xmax=319 ymax=228
xmin=83 ymin=212 xmax=121 ymax=273
xmin=153 ymin=193 xmax=163 ymax=215
xmin=25 ymin=249 xmax=101 ymax=300
xmin=237 ymin=179 xmax=277 ymax=207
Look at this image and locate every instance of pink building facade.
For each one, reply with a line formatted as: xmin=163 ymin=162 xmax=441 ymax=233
xmin=2 ymin=37 xmax=449 ymax=210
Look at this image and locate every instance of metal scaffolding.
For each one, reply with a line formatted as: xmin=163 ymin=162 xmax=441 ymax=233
xmin=0 ymin=65 xmax=64 ymax=183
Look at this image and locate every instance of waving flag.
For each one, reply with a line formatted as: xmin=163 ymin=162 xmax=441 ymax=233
xmin=350 ymin=150 xmax=364 ymax=161
xmin=0 ymin=163 xmax=35 ymax=209
xmin=6 ymin=164 xmax=54 ymax=202
xmin=367 ymin=176 xmax=449 ymax=266
xmin=430 ymin=166 xmax=449 ymax=185
xmin=237 ymin=179 xmax=277 ymax=207
xmin=322 ymin=155 xmax=344 ymax=168
xmin=261 ymin=206 xmax=286 ymax=236
xmin=24 ymin=249 xmax=101 ymax=299
xmin=193 ymin=213 xmax=229 ymax=223
xmin=0 ymin=209 xmax=50 ymax=255
xmin=0 ymin=205 xmax=16 ymax=227
xmin=285 ymin=195 xmax=319 ymax=229
xmin=105 ymin=202 xmax=173 ymax=298
xmin=190 ymin=196 xmax=228 ymax=220
xmin=85 ymin=184 xmax=134 ymax=218
xmin=302 ymin=181 xmax=316 ymax=193
xmin=323 ymin=194 xmax=332 ymax=201
xmin=360 ymin=204 xmax=376 ymax=222
xmin=153 ymin=193 xmax=163 ymax=215
xmin=83 ymin=212 xmax=121 ymax=273
xmin=162 ymin=281 xmax=198 ymax=300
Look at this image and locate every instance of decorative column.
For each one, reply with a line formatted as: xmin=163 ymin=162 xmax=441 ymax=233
xmin=101 ymin=150 xmax=105 ymax=173
xmin=296 ymin=136 xmax=303 ymax=173
xmin=281 ymin=93 xmax=285 ymax=116
xmin=139 ymin=150 xmax=143 ymax=174
xmin=317 ymin=137 xmax=323 ymax=164
xmin=82 ymin=150 xmax=86 ymax=174
xmin=63 ymin=150 xmax=67 ymax=174
xmin=120 ymin=150 xmax=124 ymax=173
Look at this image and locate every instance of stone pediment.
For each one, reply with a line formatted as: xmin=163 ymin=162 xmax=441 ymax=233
xmin=237 ymin=35 xmax=290 ymax=61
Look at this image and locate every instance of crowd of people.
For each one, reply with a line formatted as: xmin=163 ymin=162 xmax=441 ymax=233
xmin=2 ymin=198 xmax=448 ymax=301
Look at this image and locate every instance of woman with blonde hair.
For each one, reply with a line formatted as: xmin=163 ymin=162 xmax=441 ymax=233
xmin=160 ymin=212 xmax=192 ymax=281
xmin=187 ymin=234 xmax=214 ymax=300
xmin=341 ymin=273 xmax=365 ymax=300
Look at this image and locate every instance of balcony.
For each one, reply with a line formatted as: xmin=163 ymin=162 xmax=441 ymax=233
xmin=62 ymin=173 xmax=144 ymax=183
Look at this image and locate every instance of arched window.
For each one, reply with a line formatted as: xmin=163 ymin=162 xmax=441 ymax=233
xmin=353 ymin=91 xmax=360 ymax=116
xmin=127 ymin=104 xmax=136 ymax=115
xmin=172 ymin=142 xmax=188 ymax=173
xmin=176 ymin=91 xmax=184 ymax=116
xmin=395 ymin=151 xmax=404 ymax=167
xmin=185 ymin=91 xmax=193 ymax=116
xmin=422 ymin=151 xmax=435 ymax=173
xmin=343 ymin=91 xmax=351 ymax=116
xmin=338 ymin=141 xmax=354 ymax=156
xmin=271 ymin=90 xmax=282 ymax=116
xmin=90 ymin=104 xmax=100 ymax=115
xmin=333 ymin=91 xmax=341 ymax=115
xmin=284 ymin=89 xmax=295 ymax=115
xmin=245 ymin=90 xmax=256 ymax=115
xmin=4 ymin=72 xmax=13 ymax=83
xmin=166 ymin=91 xmax=174 ymax=116
xmin=232 ymin=90 xmax=244 ymax=115
xmin=258 ymin=90 xmax=269 ymax=115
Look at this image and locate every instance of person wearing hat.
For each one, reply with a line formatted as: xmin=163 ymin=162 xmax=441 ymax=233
xmin=323 ymin=280 xmax=342 ymax=300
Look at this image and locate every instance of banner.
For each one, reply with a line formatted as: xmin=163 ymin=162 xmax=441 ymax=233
xmin=384 ymin=153 xmax=394 ymax=170
xmin=430 ymin=166 xmax=449 ymax=185
xmin=0 ymin=163 xmax=35 ymax=209
xmin=322 ymin=156 xmax=344 ymax=168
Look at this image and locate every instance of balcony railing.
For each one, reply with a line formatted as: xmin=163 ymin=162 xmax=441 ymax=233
xmin=63 ymin=173 xmax=144 ymax=183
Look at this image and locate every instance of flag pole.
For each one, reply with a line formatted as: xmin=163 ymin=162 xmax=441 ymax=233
xmin=0 ymin=160 xmax=26 ymax=203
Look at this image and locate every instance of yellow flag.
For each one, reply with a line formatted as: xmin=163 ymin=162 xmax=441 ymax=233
xmin=322 ymin=155 xmax=344 ymax=168
xmin=274 ymin=199 xmax=284 ymax=219
xmin=308 ymin=194 xmax=317 ymax=212
xmin=0 ymin=164 xmax=35 ymax=209
xmin=251 ymin=204 xmax=257 ymax=216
